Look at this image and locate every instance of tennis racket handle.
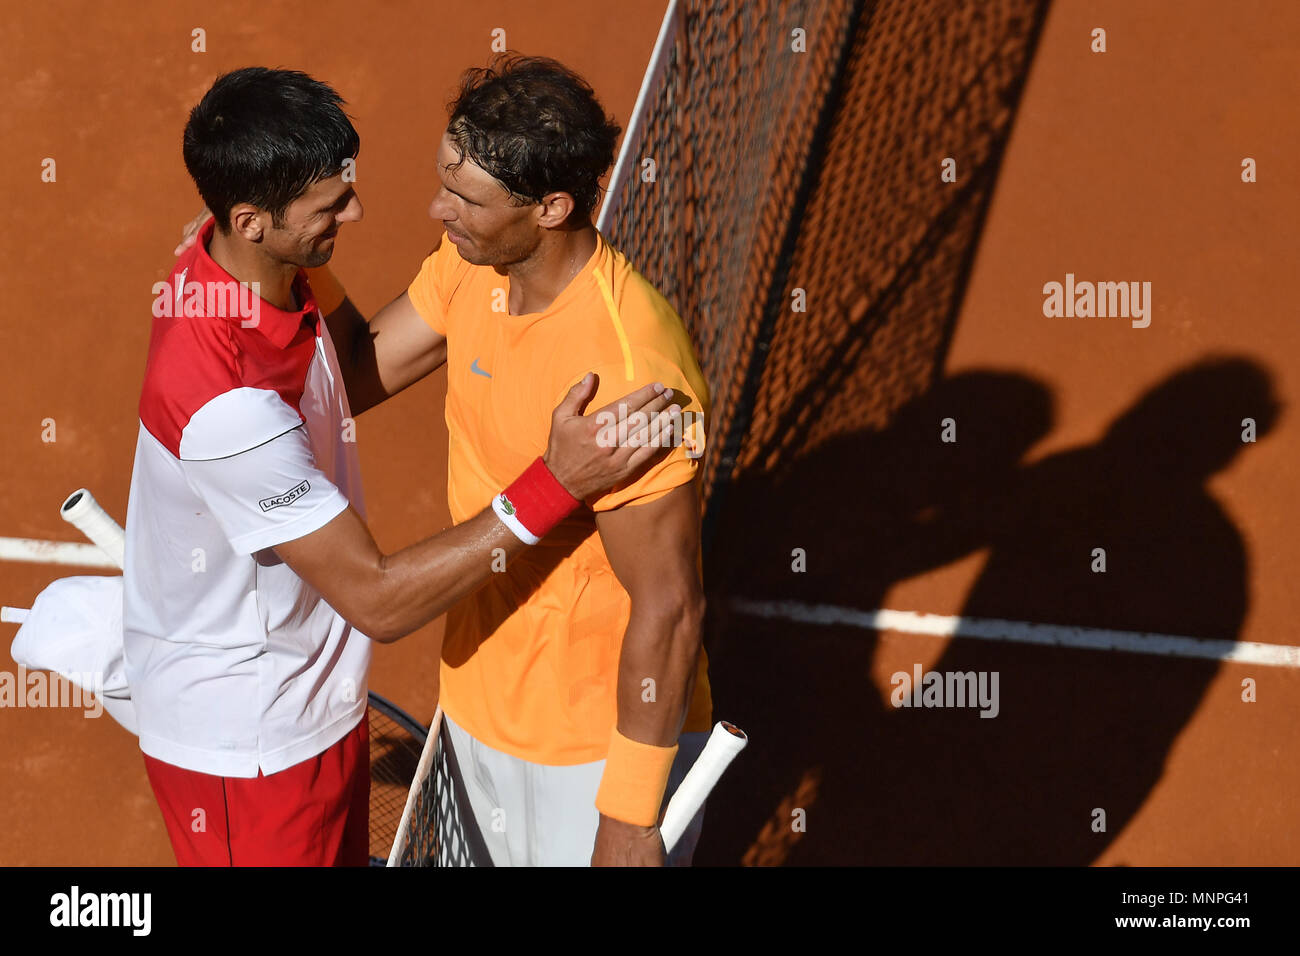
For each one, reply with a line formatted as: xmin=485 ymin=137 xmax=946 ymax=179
xmin=60 ymin=489 xmax=125 ymax=570
xmin=660 ymin=720 xmax=748 ymax=855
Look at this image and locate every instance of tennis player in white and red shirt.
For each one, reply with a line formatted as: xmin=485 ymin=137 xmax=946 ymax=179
xmin=124 ymin=67 xmax=679 ymax=866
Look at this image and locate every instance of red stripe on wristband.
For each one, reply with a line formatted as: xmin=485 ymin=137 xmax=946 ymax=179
xmin=501 ymin=457 xmax=581 ymax=540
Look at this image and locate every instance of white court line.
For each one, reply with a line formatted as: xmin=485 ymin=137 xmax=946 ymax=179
xmin=7 ymin=537 xmax=1294 ymax=668
xmin=728 ymin=598 xmax=1300 ymax=669
xmin=0 ymin=536 xmax=120 ymax=569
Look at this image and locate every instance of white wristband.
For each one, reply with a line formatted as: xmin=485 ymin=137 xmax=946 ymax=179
xmin=491 ymin=492 xmax=541 ymax=545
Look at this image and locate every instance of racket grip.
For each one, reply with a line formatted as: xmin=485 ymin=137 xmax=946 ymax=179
xmin=660 ymin=720 xmax=748 ymax=854
xmin=60 ymin=489 xmax=125 ymax=570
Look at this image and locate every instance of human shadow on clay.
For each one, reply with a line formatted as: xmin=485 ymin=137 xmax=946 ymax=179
xmin=699 ymin=357 xmax=1280 ymax=864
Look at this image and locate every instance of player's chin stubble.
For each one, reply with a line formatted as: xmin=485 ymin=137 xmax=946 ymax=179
xmin=300 ymin=236 xmax=335 ymax=269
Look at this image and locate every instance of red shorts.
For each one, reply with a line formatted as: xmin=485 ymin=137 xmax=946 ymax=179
xmin=142 ymin=712 xmax=370 ymax=866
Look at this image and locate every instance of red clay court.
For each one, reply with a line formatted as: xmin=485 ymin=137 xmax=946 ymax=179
xmin=1 ymin=0 xmax=1297 ymax=866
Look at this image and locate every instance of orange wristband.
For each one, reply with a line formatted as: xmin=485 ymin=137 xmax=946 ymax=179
xmin=304 ymin=265 xmax=347 ymax=315
xmin=594 ymin=727 xmax=679 ymax=827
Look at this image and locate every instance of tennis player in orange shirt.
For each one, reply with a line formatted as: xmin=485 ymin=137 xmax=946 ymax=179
xmin=336 ymin=54 xmax=713 ymax=866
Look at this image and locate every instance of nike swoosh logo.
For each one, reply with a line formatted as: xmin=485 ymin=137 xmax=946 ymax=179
xmin=470 ymin=358 xmax=492 ymax=378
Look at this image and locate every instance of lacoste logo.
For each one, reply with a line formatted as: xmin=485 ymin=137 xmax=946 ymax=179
xmin=471 ymin=358 xmax=492 ymax=378
xmin=259 ymin=480 xmax=310 ymax=512
xmin=497 ymin=493 xmax=515 ymax=516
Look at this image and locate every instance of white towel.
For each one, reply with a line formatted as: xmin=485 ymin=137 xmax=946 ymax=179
xmin=9 ymin=575 xmax=137 ymax=734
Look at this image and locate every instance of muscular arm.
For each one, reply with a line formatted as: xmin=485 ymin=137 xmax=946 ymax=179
xmin=322 ymin=290 xmax=446 ymax=417
xmin=590 ymin=480 xmax=706 ymax=864
xmin=273 ymin=501 xmax=524 ymax=643
xmin=272 ymin=377 xmax=682 ymax=644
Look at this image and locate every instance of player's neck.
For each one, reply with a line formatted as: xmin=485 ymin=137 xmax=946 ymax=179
xmin=206 ymin=230 xmax=301 ymax=312
xmin=502 ymin=224 xmax=598 ymax=316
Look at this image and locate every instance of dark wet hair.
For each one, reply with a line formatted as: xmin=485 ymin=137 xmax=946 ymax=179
xmin=446 ymin=53 xmax=621 ymax=222
xmin=183 ymin=67 xmax=359 ymax=232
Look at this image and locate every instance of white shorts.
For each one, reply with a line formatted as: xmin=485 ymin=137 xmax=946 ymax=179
xmin=442 ymin=712 xmax=709 ymax=866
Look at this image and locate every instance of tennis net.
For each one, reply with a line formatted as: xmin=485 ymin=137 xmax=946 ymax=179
xmin=599 ymin=0 xmax=863 ymax=513
xmin=599 ymin=0 xmax=1049 ymax=539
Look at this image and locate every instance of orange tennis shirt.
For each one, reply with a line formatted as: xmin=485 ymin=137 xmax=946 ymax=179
xmin=406 ymin=229 xmax=712 ymax=765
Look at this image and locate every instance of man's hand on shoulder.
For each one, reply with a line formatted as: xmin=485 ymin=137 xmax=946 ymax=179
xmin=173 ymin=207 xmax=213 ymax=256
xmin=543 ymin=374 xmax=680 ymax=500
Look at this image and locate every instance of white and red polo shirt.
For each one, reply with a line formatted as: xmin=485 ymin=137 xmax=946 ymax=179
xmin=123 ymin=218 xmax=370 ymax=777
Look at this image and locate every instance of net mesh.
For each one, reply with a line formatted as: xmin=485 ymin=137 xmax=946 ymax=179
xmin=367 ymin=698 xmax=480 ymax=867
xmin=366 ymin=698 xmax=425 ymax=864
xmin=600 ymin=0 xmax=1047 ymax=523
xmin=600 ymin=0 xmax=861 ymax=505
xmin=735 ymin=0 xmax=1047 ymax=478
xmin=393 ymin=714 xmax=480 ymax=867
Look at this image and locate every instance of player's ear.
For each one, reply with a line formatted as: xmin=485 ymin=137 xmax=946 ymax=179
xmin=536 ymin=190 xmax=577 ymax=229
xmin=229 ymin=204 xmax=264 ymax=241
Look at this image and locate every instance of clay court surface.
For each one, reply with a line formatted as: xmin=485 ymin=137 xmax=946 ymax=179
xmin=2 ymin=0 xmax=1297 ymax=865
